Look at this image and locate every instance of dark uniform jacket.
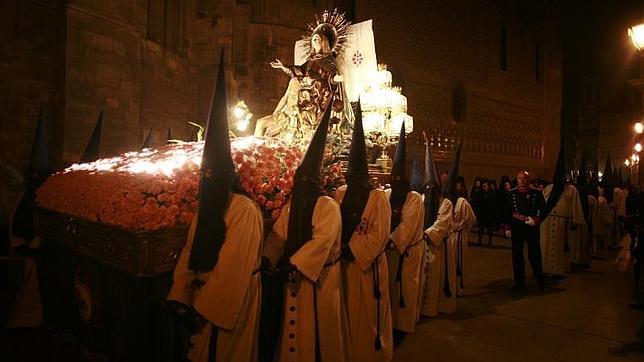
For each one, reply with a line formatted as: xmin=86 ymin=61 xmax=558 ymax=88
xmin=505 ymin=187 xmax=546 ymax=230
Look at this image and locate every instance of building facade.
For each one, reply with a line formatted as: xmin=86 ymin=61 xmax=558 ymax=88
xmin=1 ymin=0 xmax=561 ymax=183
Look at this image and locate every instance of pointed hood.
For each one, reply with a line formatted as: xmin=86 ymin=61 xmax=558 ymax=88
xmin=390 ymin=122 xmax=407 ymax=182
xmin=294 ymin=105 xmax=330 ymax=183
xmin=589 ymin=167 xmax=599 ymax=198
xmin=341 ymin=100 xmax=372 ymax=246
xmin=612 ymin=164 xmax=618 ymax=184
xmin=12 ymin=106 xmax=53 ymax=242
xmin=577 ymin=154 xmax=590 ymax=221
xmin=423 ymin=132 xmax=441 ymax=228
xmin=603 ymin=153 xmax=614 ymax=203
xmin=545 ymin=143 xmax=567 ymax=215
xmin=80 ymin=110 xmax=103 ymax=163
xmin=28 ymin=105 xmax=51 ymax=176
xmin=142 ymin=128 xmax=153 ymax=149
xmin=553 ymin=142 xmax=567 ymax=182
xmin=410 ymin=150 xmax=423 ymax=192
xmin=283 ymin=101 xmax=332 ymax=261
xmin=424 ymin=132 xmax=440 ymax=189
xmin=441 ymin=143 xmax=462 ymax=204
xmin=390 ymin=122 xmax=409 ymax=230
xmin=344 ymin=100 xmax=369 ymax=183
xmin=188 ymin=51 xmax=237 ymax=272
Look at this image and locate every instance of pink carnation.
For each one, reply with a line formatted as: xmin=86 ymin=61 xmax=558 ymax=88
xmin=36 ymin=138 xmax=341 ymax=230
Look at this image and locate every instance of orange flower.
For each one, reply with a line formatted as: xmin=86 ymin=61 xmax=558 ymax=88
xmin=36 ymin=138 xmax=341 ymax=229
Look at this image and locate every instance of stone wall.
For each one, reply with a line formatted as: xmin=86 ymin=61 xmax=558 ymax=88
xmin=2 ymin=0 xmax=561 ymax=185
xmin=0 ymin=0 xmax=64 ymax=173
xmin=63 ymin=0 xmax=201 ymax=160
xmin=356 ymin=0 xmax=561 ymax=182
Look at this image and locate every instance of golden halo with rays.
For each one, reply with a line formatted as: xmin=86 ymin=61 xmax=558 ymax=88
xmin=300 ymin=8 xmax=351 ymax=58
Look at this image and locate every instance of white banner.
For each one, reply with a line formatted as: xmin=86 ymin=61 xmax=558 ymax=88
xmin=338 ymin=20 xmax=378 ymax=102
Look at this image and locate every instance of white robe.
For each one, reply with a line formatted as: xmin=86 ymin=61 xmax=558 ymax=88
xmin=269 ymin=196 xmax=351 ymax=362
xmin=386 ymin=191 xmax=424 ymax=332
xmin=610 ymin=188 xmax=626 ymax=245
xmin=593 ymin=196 xmax=612 ymax=257
xmin=575 ymin=196 xmax=595 ymax=266
xmin=420 ymin=198 xmax=453 ymax=317
xmin=168 ymin=194 xmax=264 ymax=362
xmin=540 ymin=184 xmax=586 ymax=276
xmin=452 ymin=198 xmax=477 ymax=296
xmin=614 ymin=187 xmax=626 ymax=217
xmin=336 ymin=187 xmax=393 ymax=362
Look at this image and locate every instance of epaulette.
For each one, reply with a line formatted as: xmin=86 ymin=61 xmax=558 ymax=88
xmin=529 ymin=186 xmax=541 ymax=191
xmin=509 ymin=187 xmax=518 ymax=192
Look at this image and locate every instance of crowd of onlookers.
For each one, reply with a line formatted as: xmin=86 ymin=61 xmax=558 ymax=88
xmin=453 ymin=175 xmax=549 ymax=246
xmin=455 ymin=173 xmax=642 ymax=309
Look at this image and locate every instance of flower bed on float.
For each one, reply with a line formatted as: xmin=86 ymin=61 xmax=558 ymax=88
xmin=37 ymin=137 xmax=343 ymax=231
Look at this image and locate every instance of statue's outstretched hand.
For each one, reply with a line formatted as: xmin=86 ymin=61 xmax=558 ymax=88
xmin=270 ymin=59 xmax=284 ymax=69
xmin=333 ymin=74 xmax=344 ymax=83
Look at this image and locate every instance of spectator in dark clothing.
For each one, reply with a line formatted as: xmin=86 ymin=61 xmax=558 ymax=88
xmin=490 ymin=180 xmax=501 ymax=231
xmin=478 ymin=179 xmax=497 ymax=246
xmin=471 ymin=178 xmax=483 ymax=227
xmin=628 ymin=185 xmax=642 ymax=295
xmin=498 ymin=176 xmax=512 ymax=237
xmin=456 ymin=176 xmax=468 ymax=200
xmin=471 ymin=178 xmax=482 ymax=199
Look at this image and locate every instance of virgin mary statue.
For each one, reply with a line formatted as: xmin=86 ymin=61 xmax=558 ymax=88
xmin=255 ymin=9 xmax=354 ymax=146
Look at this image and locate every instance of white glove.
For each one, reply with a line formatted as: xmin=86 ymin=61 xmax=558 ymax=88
xmin=504 ymin=230 xmax=512 ymax=238
xmin=525 ymin=217 xmax=536 ymax=226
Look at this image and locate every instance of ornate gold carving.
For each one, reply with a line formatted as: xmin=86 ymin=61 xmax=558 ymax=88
xmin=35 ymin=207 xmax=188 ymax=277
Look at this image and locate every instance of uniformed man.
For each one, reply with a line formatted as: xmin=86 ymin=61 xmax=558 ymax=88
xmin=505 ymin=171 xmax=546 ymax=291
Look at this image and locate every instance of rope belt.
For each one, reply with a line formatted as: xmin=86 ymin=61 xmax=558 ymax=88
xmin=443 ymin=236 xmax=452 ymax=298
xmin=371 ymin=254 xmax=383 ymax=351
xmin=454 ymin=229 xmax=465 ymax=290
xmin=194 ymin=261 xmax=263 ymax=290
xmin=394 ymin=237 xmax=424 ymax=308
xmin=395 ymin=249 xmax=407 ymax=308
xmin=564 ymin=218 xmax=570 ymax=252
xmin=547 ymin=214 xmax=571 ymax=220
xmin=323 ymin=256 xmax=342 ymax=268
